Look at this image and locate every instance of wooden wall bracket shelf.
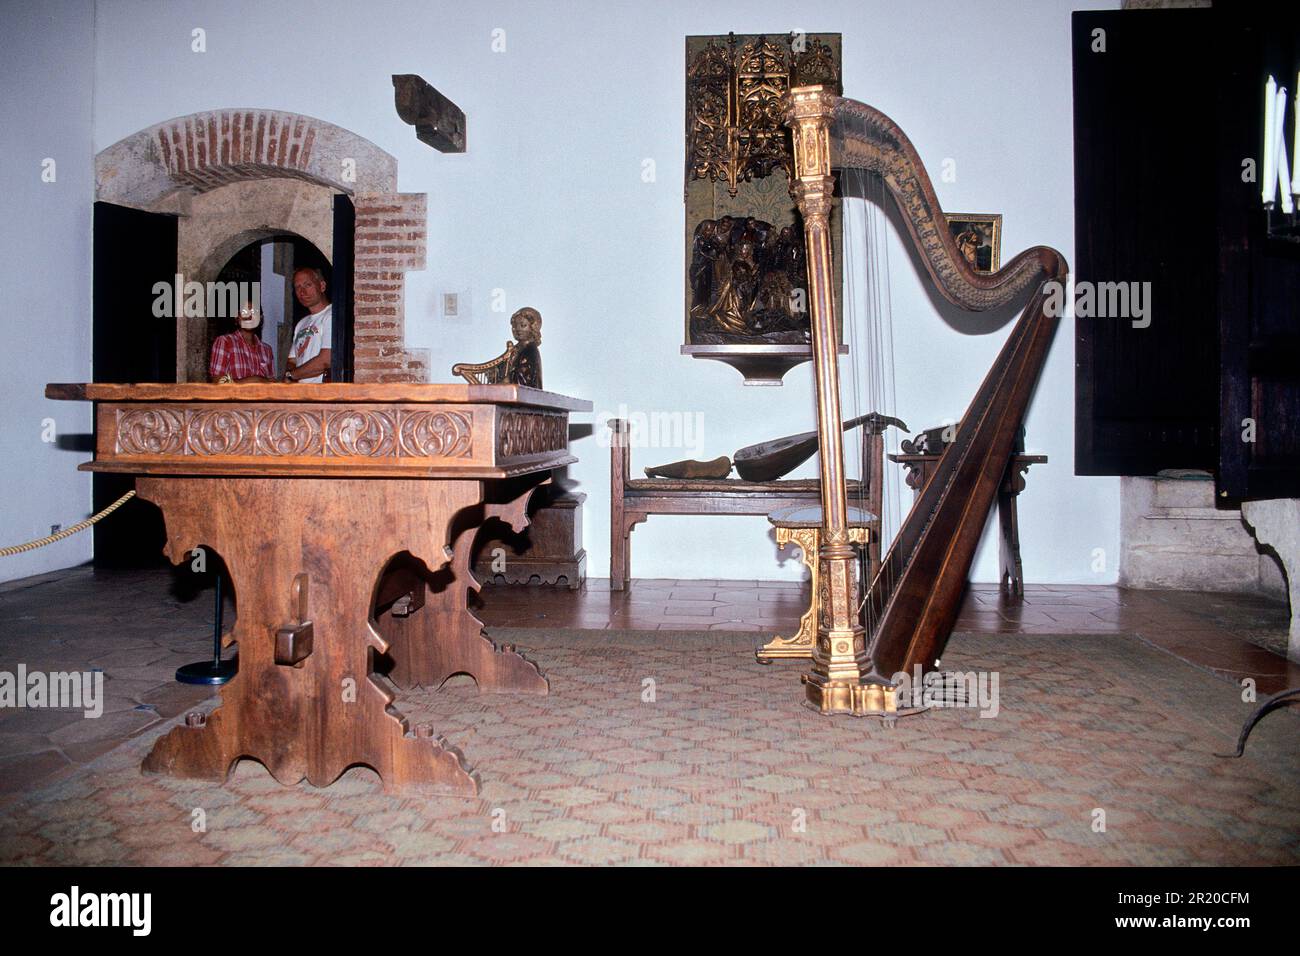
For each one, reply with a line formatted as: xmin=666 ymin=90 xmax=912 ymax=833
xmin=679 ymin=344 xmax=848 ymax=386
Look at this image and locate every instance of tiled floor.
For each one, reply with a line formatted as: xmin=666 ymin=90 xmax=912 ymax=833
xmin=1 ymin=565 xmax=1294 ymax=810
xmin=0 ymin=620 xmax=1297 ymax=865
xmin=475 ymin=577 xmax=1298 ymax=692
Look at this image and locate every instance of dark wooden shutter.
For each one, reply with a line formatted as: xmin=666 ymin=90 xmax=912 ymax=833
xmin=1073 ymin=9 xmax=1219 ymax=476
xmin=91 ymin=201 xmax=177 ymax=567
xmin=1216 ymin=9 xmax=1300 ymax=500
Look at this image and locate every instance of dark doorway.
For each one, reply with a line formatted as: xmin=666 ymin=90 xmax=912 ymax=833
xmin=91 ymin=201 xmax=177 ymax=568
xmin=1072 ymin=9 xmax=1219 ymax=477
xmin=1073 ymin=6 xmax=1300 ymax=498
xmin=211 ymin=235 xmax=329 ymax=381
xmin=331 ymin=195 xmax=355 ymax=383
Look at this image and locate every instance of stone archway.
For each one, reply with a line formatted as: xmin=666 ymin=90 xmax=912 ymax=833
xmin=95 ymin=109 xmax=429 ymax=383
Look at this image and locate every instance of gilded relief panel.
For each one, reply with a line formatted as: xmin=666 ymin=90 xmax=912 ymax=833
xmin=683 ymin=33 xmax=844 ymax=364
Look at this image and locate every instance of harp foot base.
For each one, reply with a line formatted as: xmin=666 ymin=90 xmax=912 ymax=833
xmin=801 ymin=673 xmax=900 ymax=717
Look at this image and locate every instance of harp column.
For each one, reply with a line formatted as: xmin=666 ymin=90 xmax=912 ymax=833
xmin=787 ymin=86 xmax=895 ymax=717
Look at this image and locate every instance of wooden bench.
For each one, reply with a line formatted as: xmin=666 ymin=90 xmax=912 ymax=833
xmin=608 ymin=418 xmax=885 ymax=590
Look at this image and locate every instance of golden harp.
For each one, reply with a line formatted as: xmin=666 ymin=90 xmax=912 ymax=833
xmin=785 ymin=86 xmax=1067 ymax=716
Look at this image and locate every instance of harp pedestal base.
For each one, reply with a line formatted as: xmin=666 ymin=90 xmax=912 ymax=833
xmin=802 ymin=673 xmax=899 ymax=718
xmin=756 ymin=521 xmax=873 ymax=663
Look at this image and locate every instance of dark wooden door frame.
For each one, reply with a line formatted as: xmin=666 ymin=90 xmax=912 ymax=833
xmin=331 ymin=194 xmax=355 ymax=383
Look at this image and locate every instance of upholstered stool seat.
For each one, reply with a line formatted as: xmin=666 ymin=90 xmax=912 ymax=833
xmin=766 ymin=504 xmax=878 ymax=530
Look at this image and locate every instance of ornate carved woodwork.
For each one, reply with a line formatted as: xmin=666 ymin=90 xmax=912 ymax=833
xmin=46 ymin=383 xmax=580 ymax=477
xmin=112 ymin=405 xmax=474 ymax=460
xmin=686 ymin=33 xmax=839 ymax=197
xmin=372 ymin=473 xmax=553 ymax=693
xmin=471 ymin=485 xmax=587 ymax=589
xmin=47 ymin=382 xmax=592 ymax=793
xmin=688 ymin=214 xmax=810 ymax=345
xmin=786 ymin=86 xmax=1067 ymax=716
xmin=682 ymin=33 xmax=844 ymax=383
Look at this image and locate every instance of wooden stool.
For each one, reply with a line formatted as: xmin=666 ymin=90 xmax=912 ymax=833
xmin=756 ymin=504 xmax=877 ymax=663
xmin=890 ymin=449 xmax=1046 ymax=598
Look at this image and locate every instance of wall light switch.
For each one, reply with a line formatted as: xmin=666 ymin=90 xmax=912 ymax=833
xmin=443 ymin=292 xmax=459 ymax=317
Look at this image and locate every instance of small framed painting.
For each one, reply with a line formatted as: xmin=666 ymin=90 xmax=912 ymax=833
xmin=945 ymin=213 xmax=1002 ymax=274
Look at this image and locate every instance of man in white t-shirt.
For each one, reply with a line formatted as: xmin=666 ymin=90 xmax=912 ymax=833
xmin=285 ymin=267 xmax=332 ymax=383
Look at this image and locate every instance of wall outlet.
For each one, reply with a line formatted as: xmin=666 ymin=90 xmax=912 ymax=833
xmin=440 ymin=289 xmax=472 ymax=320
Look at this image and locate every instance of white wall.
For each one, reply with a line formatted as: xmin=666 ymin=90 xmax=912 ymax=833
xmin=0 ymin=0 xmax=96 ymax=584
xmin=48 ymin=0 xmax=1119 ymax=585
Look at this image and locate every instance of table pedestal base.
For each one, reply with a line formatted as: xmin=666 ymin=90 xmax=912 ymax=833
xmin=137 ymin=475 xmax=518 ymax=795
xmin=375 ymin=476 xmax=549 ymax=694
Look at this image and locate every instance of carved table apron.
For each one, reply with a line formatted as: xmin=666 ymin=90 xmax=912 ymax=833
xmin=46 ymin=383 xmax=592 ymax=795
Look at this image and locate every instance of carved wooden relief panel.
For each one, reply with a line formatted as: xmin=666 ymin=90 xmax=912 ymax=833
xmin=682 ymin=32 xmax=844 ymax=384
xmin=111 ymin=404 xmax=475 ymax=461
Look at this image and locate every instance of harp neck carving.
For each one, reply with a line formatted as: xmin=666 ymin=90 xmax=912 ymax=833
xmin=829 ymin=96 xmax=1060 ymax=311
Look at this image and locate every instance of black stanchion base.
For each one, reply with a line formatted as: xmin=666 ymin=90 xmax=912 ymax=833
xmin=175 ymin=659 xmax=237 ymax=685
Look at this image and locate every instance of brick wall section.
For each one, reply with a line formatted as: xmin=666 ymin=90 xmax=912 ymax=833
xmin=155 ymin=110 xmax=319 ymax=192
xmin=352 ymin=193 xmax=429 ymax=383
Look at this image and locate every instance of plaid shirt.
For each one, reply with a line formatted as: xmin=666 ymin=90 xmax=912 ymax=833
xmin=209 ymin=332 xmax=274 ymax=381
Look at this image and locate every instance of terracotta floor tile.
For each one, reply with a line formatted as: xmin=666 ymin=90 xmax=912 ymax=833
xmin=2 ymin=566 xmax=1295 ymax=854
xmin=0 ymin=750 xmax=71 ymax=794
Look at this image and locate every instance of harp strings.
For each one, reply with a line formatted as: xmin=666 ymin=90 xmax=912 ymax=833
xmin=874 ymin=170 xmax=901 ymax=569
xmin=842 ymin=167 xmax=866 ymax=628
xmin=841 ymin=167 xmax=900 ymax=635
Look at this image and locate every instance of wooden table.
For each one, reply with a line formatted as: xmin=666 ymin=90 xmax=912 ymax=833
xmin=46 ymin=382 xmax=591 ymax=795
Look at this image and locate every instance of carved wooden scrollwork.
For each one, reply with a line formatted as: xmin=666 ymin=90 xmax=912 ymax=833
xmin=325 ymin=410 xmax=398 ymax=458
xmin=901 ymin=461 xmax=926 ymax=491
xmin=187 ymin=409 xmax=255 ymax=456
xmin=398 ymin=411 xmax=472 ymax=458
xmin=496 ymin=411 xmax=566 ymax=458
xmin=117 ymin=408 xmax=186 ymax=455
xmin=256 ymin=411 xmax=322 ymax=456
xmin=1005 ymin=460 xmax=1032 ymax=495
xmin=113 ymin=404 xmax=474 ymax=462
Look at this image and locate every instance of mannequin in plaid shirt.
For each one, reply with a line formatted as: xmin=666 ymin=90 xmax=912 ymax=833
xmin=209 ymin=302 xmax=275 ymax=383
